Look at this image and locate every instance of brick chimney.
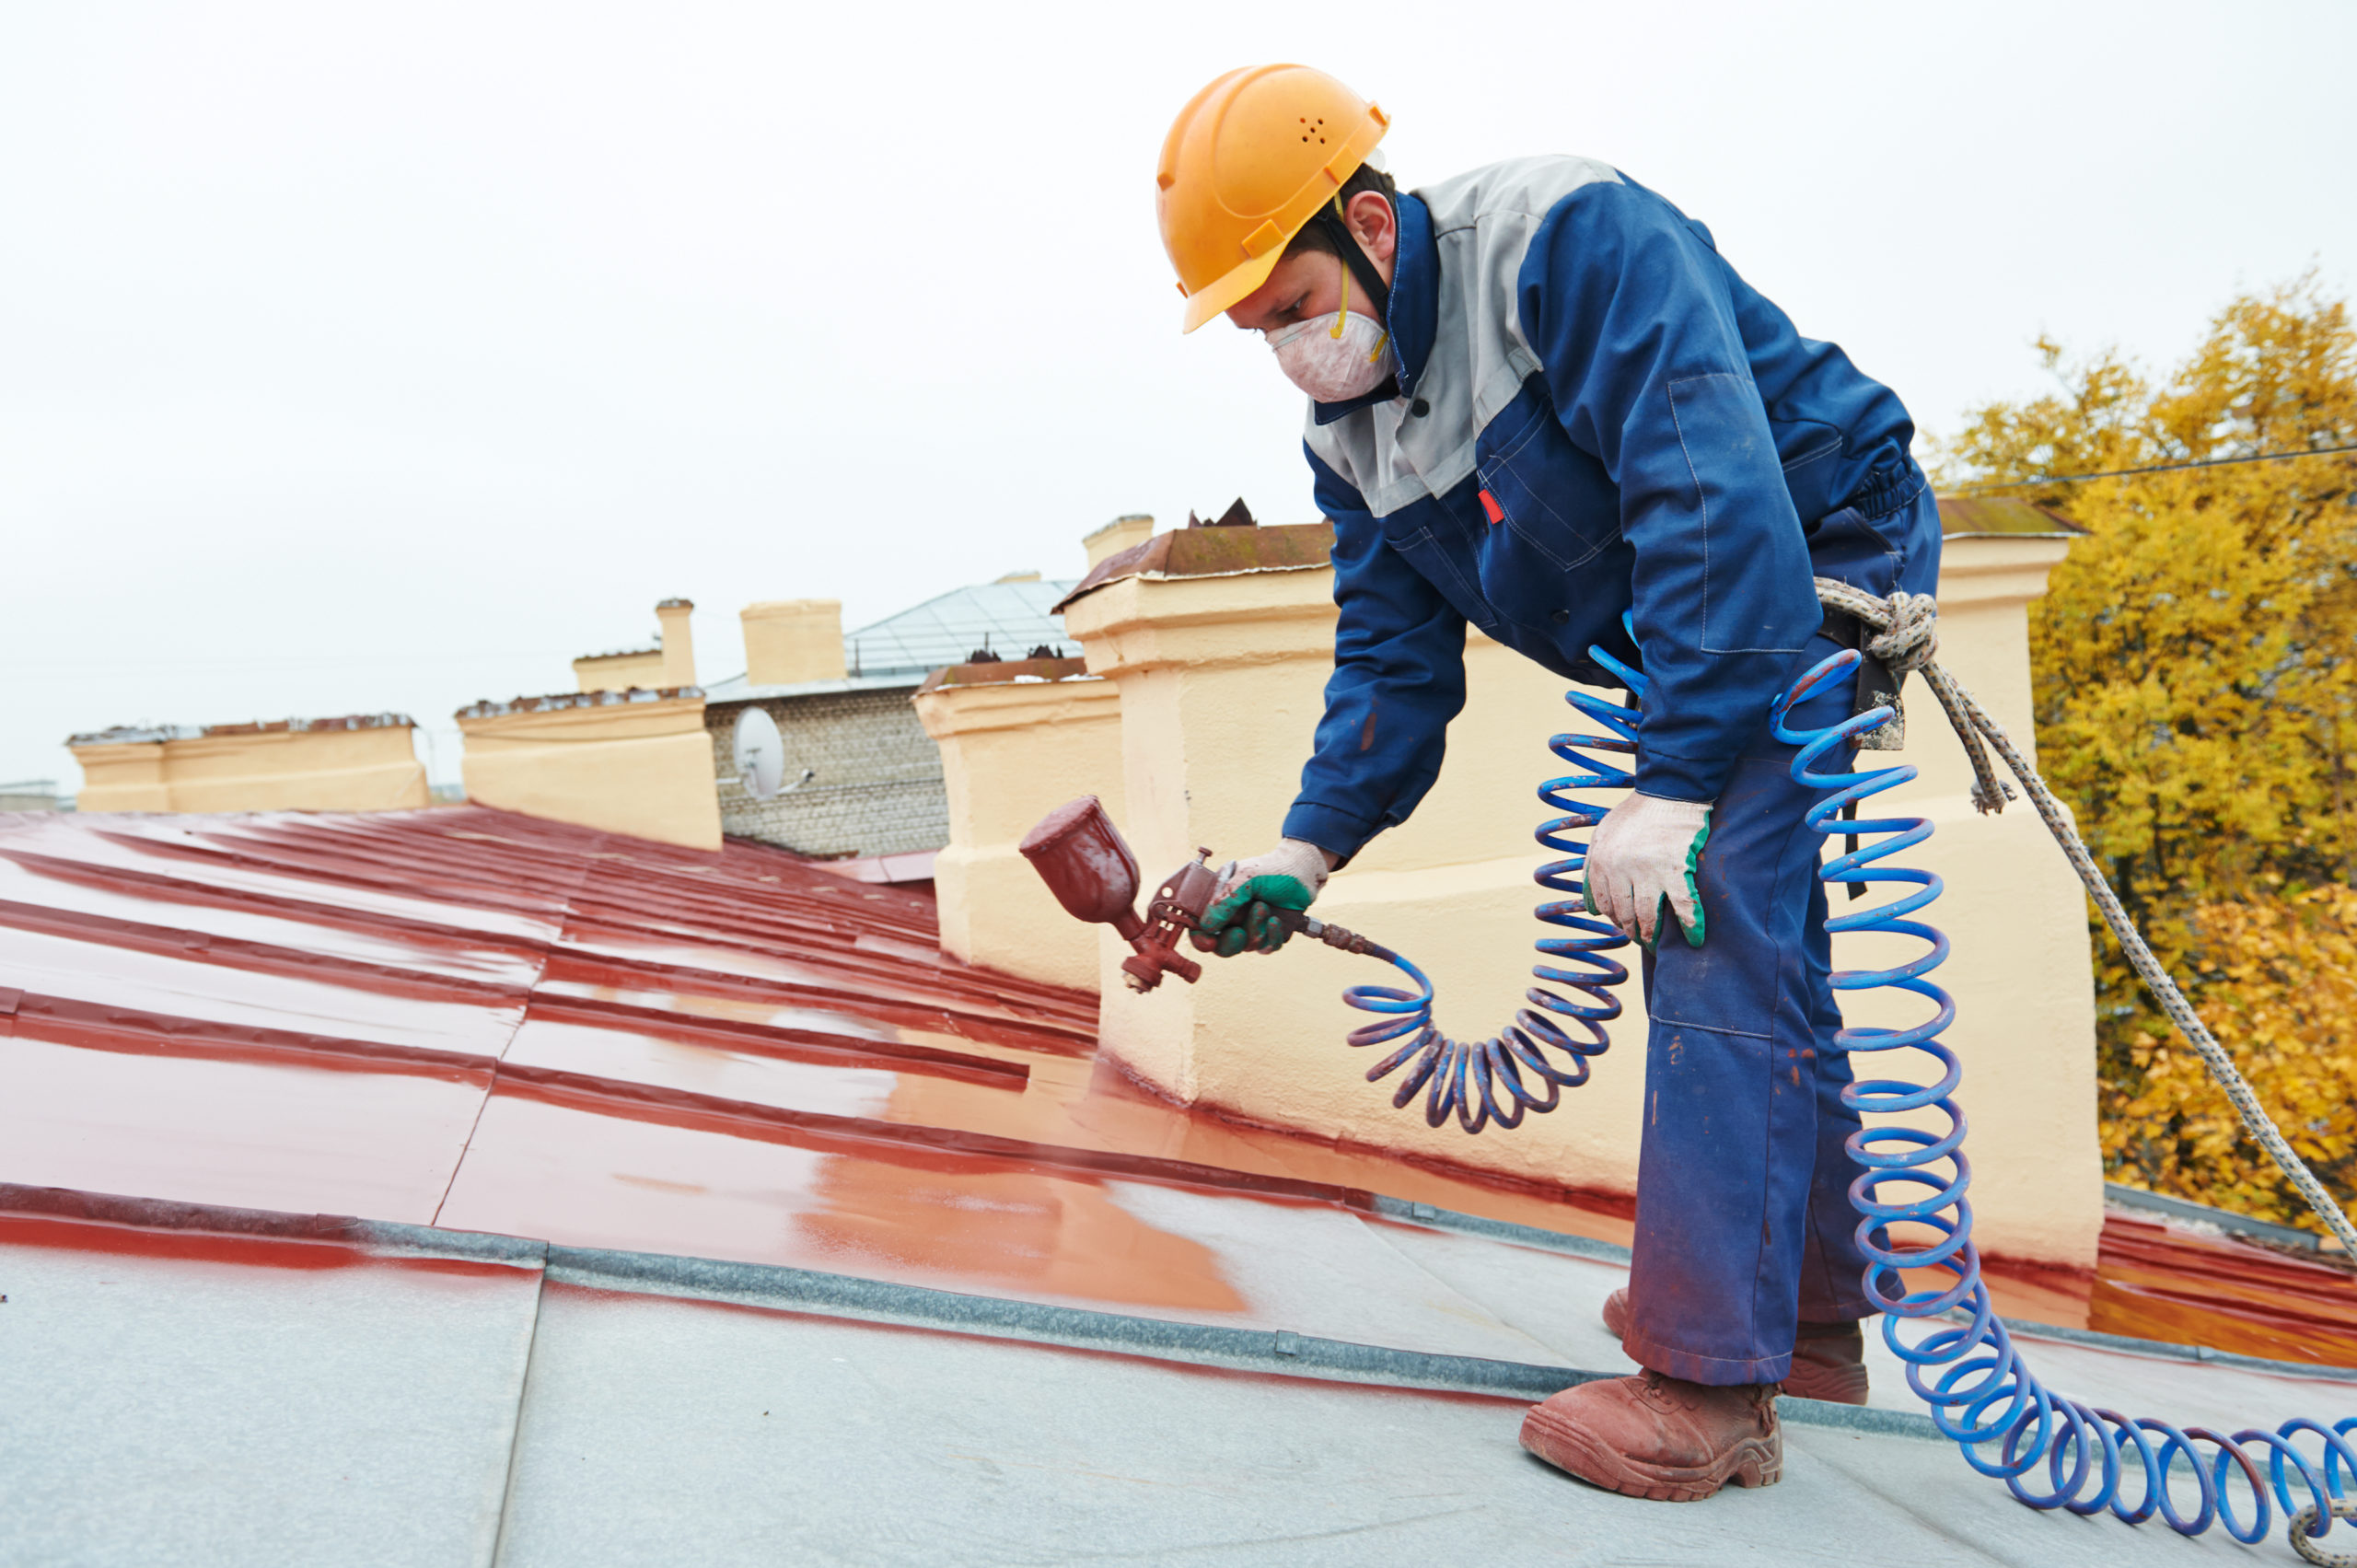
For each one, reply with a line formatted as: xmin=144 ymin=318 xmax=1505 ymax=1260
xmin=741 ymin=599 xmax=846 ymax=687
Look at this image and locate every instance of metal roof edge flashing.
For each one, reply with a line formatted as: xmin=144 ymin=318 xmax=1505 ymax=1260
xmin=0 ymin=1183 xmax=546 ymax=1268
xmin=914 ymin=656 xmax=1095 ymax=695
xmin=70 ymin=714 xmax=423 ymax=747
xmin=541 ymin=1244 xmax=1938 ymax=1438
xmin=456 ymin=686 xmax=704 ymax=719
xmin=202 ymin=713 xmax=418 ymax=737
xmin=1359 ymin=1193 xmax=1632 ymax=1263
xmin=1983 ymin=1309 xmax=2357 ymax=1384
xmin=2102 ymin=1180 xmax=2330 ymax=1250
xmin=702 ymin=671 xmax=925 ymax=704
xmin=1134 ymin=563 xmax=1330 ymax=586
xmin=0 ymin=1179 xmax=1942 ymax=1435
xmin=1054 ymin=523 xmax=1335 ymax=613
xmin=66 ymin=724 xmax=203 ymax=747
xmin=543 ymin=1242 xmax=1587 ymax=1400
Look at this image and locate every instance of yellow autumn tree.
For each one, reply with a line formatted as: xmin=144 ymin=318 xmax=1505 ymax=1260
xmin=1934 ymin=271 xmax=2357 ymax=1231
xmin=2165 ymin=889 xmax=2357 ymax=1222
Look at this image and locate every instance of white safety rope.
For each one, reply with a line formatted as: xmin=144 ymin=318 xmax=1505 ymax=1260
xmin=1815 ymin=577 xmax=2357 ymax=1259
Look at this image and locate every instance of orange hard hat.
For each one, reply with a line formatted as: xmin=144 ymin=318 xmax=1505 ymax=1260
xmin=1156 ymin=65 xmax=1388 ymax=333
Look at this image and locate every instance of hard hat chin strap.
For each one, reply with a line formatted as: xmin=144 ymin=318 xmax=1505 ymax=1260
xmin=1308 ymin=194 xmax=1392 ymax=325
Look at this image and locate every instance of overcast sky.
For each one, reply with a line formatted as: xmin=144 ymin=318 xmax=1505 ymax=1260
xmin=5 ymin=1 xmax=2352 ymax=791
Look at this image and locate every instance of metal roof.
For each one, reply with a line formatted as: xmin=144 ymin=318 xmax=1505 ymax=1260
xmin=455 ymin=687 xmax=702 ymax=719
xmin=67 ymin=713 xmax=418 ymax=747
xmin=699 ymin=579 xmax=1086 ymax=702
xmin=842 ymin=578 xmax=1080 ymax=678
xmin=698 ymin=670 xmax=932 ymax=705
xmin=2 ymin=804 xmax=2352 ymax=1563
xmin=1057 ymin=523 xmax=1331 ymax=612
xmin=1936 ymin=494 xmax=2090 ymax=539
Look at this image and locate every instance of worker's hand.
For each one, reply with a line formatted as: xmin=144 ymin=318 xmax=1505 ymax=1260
xmin=1582 ymin=794 xmax=1710 ymax=950
xmin=1196 ymin=839 xmax=1332 ymax=957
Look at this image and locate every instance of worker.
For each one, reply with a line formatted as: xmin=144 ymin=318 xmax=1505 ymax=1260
xmin=1156 ymin=65 xmax=1939 ymax=1503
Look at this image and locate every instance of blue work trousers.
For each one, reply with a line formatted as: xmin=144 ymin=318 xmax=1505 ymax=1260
xmin=1619 ymin=633 xmax=1878 ymax=1387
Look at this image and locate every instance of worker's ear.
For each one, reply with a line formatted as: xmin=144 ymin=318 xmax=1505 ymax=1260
xmin=1343 ymin=189 xmax=1398 ymax=270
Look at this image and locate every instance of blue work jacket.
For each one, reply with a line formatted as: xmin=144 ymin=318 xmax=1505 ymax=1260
xmin=1283 ymin=157 xmax=1937 ymax=862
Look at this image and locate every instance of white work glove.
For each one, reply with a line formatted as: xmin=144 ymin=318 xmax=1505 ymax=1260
xmin=1198 ymin=839 xmax=1331 ymax=957
xmin=1582 ymin=794 xmax=1711 ymax=949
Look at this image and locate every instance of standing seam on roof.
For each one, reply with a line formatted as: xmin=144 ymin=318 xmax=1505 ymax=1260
xmin=482 ymin=1266 xmax=552 ymax=1568
xmin=431 ymin=830 xmax=604 ymax=1228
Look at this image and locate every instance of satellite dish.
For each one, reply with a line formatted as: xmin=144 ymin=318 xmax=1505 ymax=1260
xmin=733 ymin=708 xmax=785 ymax=800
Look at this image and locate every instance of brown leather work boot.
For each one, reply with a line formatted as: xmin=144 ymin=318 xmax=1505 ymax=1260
xmin=1788 ymin=1318 xmax=1871 ymax=1405
xmin=1599 ymin=1287 xmax=1869 ymax=1405
xmin=1520 ymin=1370 xmax=1781 ymax=1501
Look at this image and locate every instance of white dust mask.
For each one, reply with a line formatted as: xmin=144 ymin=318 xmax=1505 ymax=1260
xmin=1265 ymin=264 xmax=1393 ymax=402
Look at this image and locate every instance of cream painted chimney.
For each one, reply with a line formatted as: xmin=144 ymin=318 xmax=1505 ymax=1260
xmin=914 ymin=656 xmax=1121 ymax=993
xmin=1083 ymin=514 xmax=1155 ymax=569
xmin=656 ymin=598 xmax=697 ymax=689
xmin=741 ymin=599 xmax=847 ymax=687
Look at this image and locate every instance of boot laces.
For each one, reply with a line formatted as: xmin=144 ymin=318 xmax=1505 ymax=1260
xmin=1636 ymin=1370 xmax=1693 ymax=1411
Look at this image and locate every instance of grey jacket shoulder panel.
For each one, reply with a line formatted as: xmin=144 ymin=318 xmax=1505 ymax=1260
xmin=1304 ymin=156 xmax=1624 ymax=518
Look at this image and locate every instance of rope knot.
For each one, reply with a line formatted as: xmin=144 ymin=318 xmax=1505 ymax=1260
xmin=1864 ymin=590 xmax=1940 ymax=677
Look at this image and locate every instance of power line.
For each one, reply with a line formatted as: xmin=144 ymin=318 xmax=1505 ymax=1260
xmin=1960 ymin=442 xmax=2357 ymax=494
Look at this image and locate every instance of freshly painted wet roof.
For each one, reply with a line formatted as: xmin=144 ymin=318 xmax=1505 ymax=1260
xmin=2 ymin=804 xmax=2351 ymax=1564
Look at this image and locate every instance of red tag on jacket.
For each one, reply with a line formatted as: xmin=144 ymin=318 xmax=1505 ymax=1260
xmin=1478 ymin=489 xmax=1505 ymax=525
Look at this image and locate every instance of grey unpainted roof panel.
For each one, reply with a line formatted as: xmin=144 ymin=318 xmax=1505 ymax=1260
xmin=497 ymin=1287 xmax=2262 ymax=1568
xmin=0 ymin=1233 xmax=538 ymax=1568
xmin=3 ymin=1210 xmax=2280 ymax=1568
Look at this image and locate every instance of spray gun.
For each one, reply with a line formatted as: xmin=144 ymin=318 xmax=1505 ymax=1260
xmin=1017 ymin=796 xmax=1387 ymax=993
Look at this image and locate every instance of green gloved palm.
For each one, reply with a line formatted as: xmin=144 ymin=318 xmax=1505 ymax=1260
xmin=1196 ymin=839 xmax=1331 ymax=957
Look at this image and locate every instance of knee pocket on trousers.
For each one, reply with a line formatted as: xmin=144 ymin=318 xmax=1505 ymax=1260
xmin=1649 ymin=941 xmax=1779 ymax=1040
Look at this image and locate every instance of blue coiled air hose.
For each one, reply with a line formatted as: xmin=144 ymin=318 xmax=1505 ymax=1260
xmin=1771 ymin=645 xmax=2357 ymax=1555
xmin=1339 ymin=636 xmax=2357 ymax=1555
xmin=1339 ymin=644 xmax=1645 ymax=1134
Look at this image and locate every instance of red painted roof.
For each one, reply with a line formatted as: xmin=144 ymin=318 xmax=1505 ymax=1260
xmin=2 ymin=804 xmax=2350 ymax=1363
xmin=0 ymin=807 xmax=1637 ymax=1311
xmin=2090 ymin=1213 xmax=2357 ymax=1366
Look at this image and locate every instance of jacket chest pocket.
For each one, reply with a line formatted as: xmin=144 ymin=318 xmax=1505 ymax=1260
xmin=1473 ymin=383 xmax=1620 ymax=571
